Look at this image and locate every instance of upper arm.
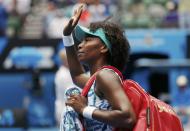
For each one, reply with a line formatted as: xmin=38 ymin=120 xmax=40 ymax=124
xmin=96 ymin=70 xmax=133 ymax=112
xmin=73 ymin=73 xmax=90 ymax=88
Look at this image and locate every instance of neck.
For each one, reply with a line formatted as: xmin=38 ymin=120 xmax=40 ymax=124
xmin=88 ymin=58 xmax=109 ymax=75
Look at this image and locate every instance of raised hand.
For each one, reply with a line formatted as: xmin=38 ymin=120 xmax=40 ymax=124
xmin=63 ymin=4 xmax=84 ymax=36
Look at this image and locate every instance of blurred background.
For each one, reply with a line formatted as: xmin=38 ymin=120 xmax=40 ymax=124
xmin=0 ymin=0 xmax=190 ymax=130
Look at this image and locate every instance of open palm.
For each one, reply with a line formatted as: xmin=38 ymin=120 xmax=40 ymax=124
xmin=63 ymin=5 xmax=84 ymax=36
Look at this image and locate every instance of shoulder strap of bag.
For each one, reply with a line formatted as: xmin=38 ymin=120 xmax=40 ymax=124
xmin=81 ymin=73 xmax=96 ymax=96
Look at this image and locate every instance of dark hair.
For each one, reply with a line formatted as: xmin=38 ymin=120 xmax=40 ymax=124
xmin=89 ymin=21 xmax=130 ymax=72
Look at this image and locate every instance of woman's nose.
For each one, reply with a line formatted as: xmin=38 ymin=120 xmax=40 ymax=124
xmin=78 ymin=41 xmax=84 ymax=49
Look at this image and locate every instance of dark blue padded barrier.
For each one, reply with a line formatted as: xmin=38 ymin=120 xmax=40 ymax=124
xmin=0 ymin=128 xmax=24 ymax=131
xmin=0 ymin=37 xmax=7 ymax=55
xmin=0 ymin=73 xmax=29 ymax=108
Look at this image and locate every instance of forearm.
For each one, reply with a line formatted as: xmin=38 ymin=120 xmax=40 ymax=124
xmin=65 ymin=46 xmax=85 ymax=76
xmin=63 ymin=35 xmax=85 ymax=82
xmin=92 ymin=109 xmax=135 ymax=129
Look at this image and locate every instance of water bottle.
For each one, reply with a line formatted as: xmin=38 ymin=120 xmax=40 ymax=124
xmin=60 ymin=87 xmax=83 ymax=131
xmin=65 ymin=87 xmax=81 ymax=99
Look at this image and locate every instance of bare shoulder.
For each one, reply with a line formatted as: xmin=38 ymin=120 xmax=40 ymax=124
xmin=95 ymin=68 xmax=124 ymax=101
xmin=96 ymin=69 xmax=121 ymax=86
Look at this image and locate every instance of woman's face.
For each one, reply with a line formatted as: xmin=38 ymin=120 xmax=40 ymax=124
xmin=77 ymin=36 xmax=106 ymax=63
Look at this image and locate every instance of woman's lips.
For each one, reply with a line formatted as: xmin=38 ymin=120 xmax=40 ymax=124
xmin=77 ymin=52 xmax=84 ymax=56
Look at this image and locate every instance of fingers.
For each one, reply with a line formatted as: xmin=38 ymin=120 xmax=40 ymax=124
xmin=73 ymin=4 xmax=83 ymax=16
xmin=67 ymin=94 xmax=79 ymax=102
xmin=68 ymin=18 xmax=74 ymax=25
xmin=63 ymin=4 xmax=85 ymax=35
xmin=72 ymin=4 xmax=84 ymax=26
xmin=66 ymin=95 xmax=85 ymax=103
xmin=65 ymin=97 xmax=75 ymax=106
xmin=69 ymin=94 xmax=80 ymax=100
xmin=63 ymin=18 xmax=74 ymax=35
xmin=74 ymin=9 xmax=77 ymax=15
xmin=65 ymin=101 xmax=72 ymax=106
xmin=79 ymin=4 xmax=84 ymax=10
xmin=66 ymin=95 xmax=80 ymax=106
xmin=67 ymin=95 xmax=77 ymax=100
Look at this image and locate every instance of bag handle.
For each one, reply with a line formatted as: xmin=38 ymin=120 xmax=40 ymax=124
xmin=81 ymin=73 xmax=96 ymax=96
